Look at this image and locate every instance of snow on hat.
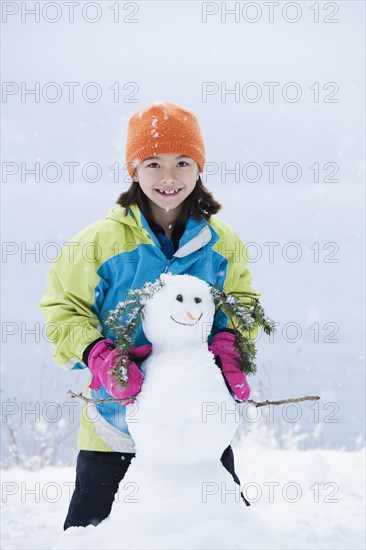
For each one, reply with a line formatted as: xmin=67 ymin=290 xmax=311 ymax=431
xmin=125 ymin=101 xmax=206 ymax=178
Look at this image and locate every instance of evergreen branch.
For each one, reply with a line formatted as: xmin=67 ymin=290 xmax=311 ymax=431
xmin=210 ymin=286 xmax=277 ymax=376
xmin=103 ymin=279 xmax=164 ymax=388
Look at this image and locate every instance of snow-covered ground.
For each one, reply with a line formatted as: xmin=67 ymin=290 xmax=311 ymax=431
xmin=1 ymin=439 xmax=365 ymax=550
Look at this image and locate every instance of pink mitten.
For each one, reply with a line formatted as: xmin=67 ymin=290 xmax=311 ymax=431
xmin=88 ymin=339 xmax=151 ymax=403
xmin=208 ymin=332 xmax=250 ymax=401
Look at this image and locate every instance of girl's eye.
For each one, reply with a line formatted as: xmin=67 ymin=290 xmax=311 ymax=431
xmin=145 ymin=161 xmax=189 ymax=169
xmin=194 ymin=297 xmax=202 ymax=304
xmin=176 ymin=294 xmax=183 ymax=302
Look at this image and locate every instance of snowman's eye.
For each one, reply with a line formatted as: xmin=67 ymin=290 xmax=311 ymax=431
xmin=194 ymin=297 xmax=202 ymax=304
xmin=176 ymin=294 xmax=183 ymax=302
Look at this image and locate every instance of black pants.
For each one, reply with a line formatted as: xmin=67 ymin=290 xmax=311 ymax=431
xmin=64 ymin=445 xmax=248 ymax=530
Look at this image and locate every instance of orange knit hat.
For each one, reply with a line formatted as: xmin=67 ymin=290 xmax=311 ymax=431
xmin=125 ymin=101 xmax=206 ymax=177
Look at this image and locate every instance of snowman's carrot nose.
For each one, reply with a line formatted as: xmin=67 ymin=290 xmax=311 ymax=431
xmin=187 ymin=312 xmax=198 ymax=321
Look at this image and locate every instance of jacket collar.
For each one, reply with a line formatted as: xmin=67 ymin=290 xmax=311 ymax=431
xmin=173 ymin=218 xmax=213 ymax=258
xmin=106 ymin=203 xmax=215 ymax=258
xmin=107 ymin=204 xmax=143 ymax=229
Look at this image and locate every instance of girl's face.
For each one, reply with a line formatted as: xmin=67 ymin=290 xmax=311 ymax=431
xmin=133 ymin=153 xmax=200 ymax=215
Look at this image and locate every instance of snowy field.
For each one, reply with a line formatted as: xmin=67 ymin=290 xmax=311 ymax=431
xmin=1 ymin=441 xmax=365 ymax=550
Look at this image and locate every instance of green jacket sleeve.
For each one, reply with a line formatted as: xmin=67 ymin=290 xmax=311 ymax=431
xmin=223 ymin=231 xmax=261 ymax=340
xmin=39 ymin=228 xmax=104 ymax=369
xmin=212 ymin=222 xmax=261 ymax=341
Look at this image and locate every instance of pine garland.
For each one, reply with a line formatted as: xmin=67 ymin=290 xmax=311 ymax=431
xmin=104 ymin=280 xmax=163 ymax=388
xmin=210 ymin=287 xmax=277 ymax=376
xmin=104 ymin=277 xmax=277 ymax=387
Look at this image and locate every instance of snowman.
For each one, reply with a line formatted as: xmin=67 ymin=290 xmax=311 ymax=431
xmin=109 ymin=273 xmax=247 ymax=535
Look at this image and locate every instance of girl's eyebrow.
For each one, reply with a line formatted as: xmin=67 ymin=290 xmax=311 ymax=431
xmin=143 ymin=155 xmax=189 ymax=162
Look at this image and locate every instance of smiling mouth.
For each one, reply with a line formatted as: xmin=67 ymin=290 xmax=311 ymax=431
xmin=155 ymin=188 xmax=183 ymax=196
xmin=170 ymin=313 xmax=203 ymax=326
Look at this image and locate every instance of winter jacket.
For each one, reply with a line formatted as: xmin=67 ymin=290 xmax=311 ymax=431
xmin=40 ymin=203 xmax=261 ymax=452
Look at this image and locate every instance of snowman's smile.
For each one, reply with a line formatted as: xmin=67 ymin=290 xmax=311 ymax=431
xmin=170 ymin=313 xmax=203 ymax=326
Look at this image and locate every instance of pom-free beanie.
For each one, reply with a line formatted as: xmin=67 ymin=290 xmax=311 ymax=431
xmin=125 ymin=101 xmax=206 ymax=177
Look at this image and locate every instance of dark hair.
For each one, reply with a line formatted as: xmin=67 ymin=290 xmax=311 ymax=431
xmin=116 ymin=176 xmax=222 ymax=226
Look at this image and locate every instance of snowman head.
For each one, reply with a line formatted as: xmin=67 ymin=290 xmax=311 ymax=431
xmin=142 ymin=273 xmax=215 ymax=350
xmin=105 ymin=273 xmax=275 ymax=387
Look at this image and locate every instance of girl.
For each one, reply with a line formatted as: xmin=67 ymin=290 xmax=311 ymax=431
xmin=40 ymin=101 xmax=261 ymax=529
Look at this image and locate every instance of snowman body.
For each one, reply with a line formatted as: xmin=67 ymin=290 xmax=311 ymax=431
xmin=130 ymin=346 xmax=240 ymax=461
xmin=111 ymin=274 xmax=246 ymax=532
